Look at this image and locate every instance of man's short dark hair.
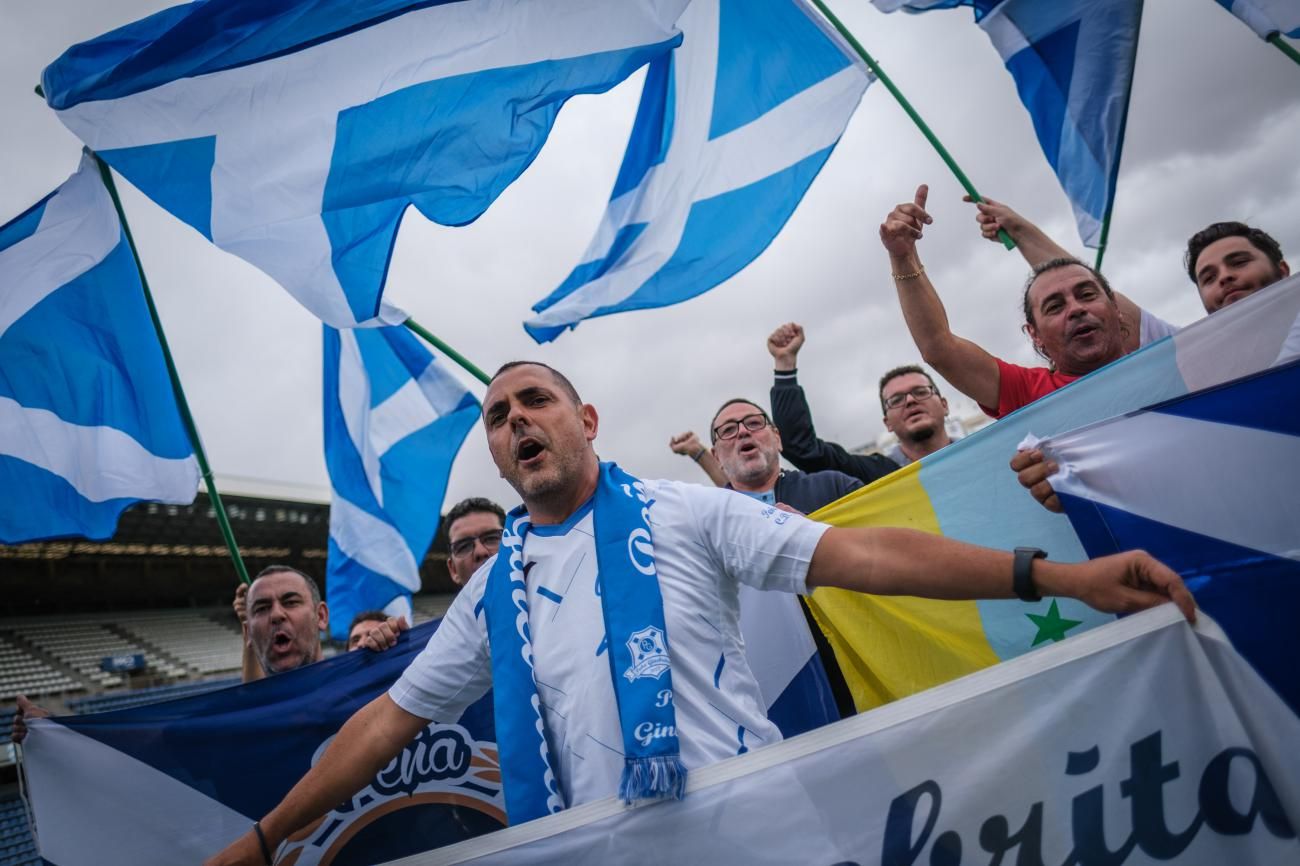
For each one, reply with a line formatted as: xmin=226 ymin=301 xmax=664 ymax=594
xmin=445 ymin=497 xmax=506 ymax=537
xmin=709 ymin=398 xmax=770 ymax=442
xmin=878 ymin=365 xmax=938 ymax=412
xmin=348 ymin=610 xmax=389 ymax=634
xmin=251 ymin=565 xmax=321 ymax=607
xmin=490 ymin=361 xmax=582 ymax=406
xmin=1184 ymin=222 xmax=1285 ymax=283
xmin=1021 ymin=258 xmax=1116 ymax=329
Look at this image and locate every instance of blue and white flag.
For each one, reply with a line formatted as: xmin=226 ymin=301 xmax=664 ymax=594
xmin=323 ymin=325 xmax=479 ymax=639
xmin=738 ymin=586 xmax=840 ymax=736
xmin=873 ymin=0 xmax=1143 ymax=248
xmin=22 ymin=620 xmax=503 ymax=866
xmin=1215 ymin=0 xmax=1300 ymax=39
xmin=1036 ymin=359 xmax=1300 ymax=714
xmin=0 ymin=153 xmax=198 ymax=544
xmin=524 ymin=0 xmax=870 ymax=343
xmin=42 ymin=0 xmax=689 ymax=329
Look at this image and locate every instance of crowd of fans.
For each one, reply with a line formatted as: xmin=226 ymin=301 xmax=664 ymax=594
xmin=15 ymin=182 xmax=1289 ymax=866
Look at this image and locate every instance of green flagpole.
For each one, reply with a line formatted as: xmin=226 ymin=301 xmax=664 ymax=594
xmin=403 ymin=318 xmax=491 ymax=386
xmin=1268 ymin=32 xmax=1300 ymax=67
xmin=808 ymin=0 xmax=1016 ymax=250
xmin=91 ymin=153 xmax=252 ymax=585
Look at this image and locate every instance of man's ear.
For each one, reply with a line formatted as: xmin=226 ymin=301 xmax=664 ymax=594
xmin=772 ymin=425 xmax=783 ymax=454
xmin=1280 ymin=259 xmax=1291 ymax=278
xmin=316 ymin=602 xmax=330 ymax=634
xmin=940 ymin=396 xmax=950 ymax=417
xmin=582 ymin=403 xmax=599 ymax=443
xmin=882 ymin=413 xmax=896 ymax=435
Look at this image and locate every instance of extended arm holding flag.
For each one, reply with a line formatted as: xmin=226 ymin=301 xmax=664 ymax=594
xmin=806 ymin=527 xmax=1195 ymax=621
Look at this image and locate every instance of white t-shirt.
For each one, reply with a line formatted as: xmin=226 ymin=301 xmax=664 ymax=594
xmin=389 ymin=479 xmax=830 ymax=809
xmin=1139 ymin=308 xmax=1180 ymax=346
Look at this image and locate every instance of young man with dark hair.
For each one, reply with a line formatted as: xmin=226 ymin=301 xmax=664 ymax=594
xmin=876 ymin=364 xmax=953 ymax=466
xmin=207 ymin=361 xmax=1194 ymax=866
xmin=1184 ymin=221 xmax=1290 ymax=314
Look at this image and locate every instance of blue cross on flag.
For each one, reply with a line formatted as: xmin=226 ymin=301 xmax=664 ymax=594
xmin=0 ymin=154 xmax=198 ymax=544
xmin=874 ymin=0 xmax=1144 ymax=248
xmin=323 ymin=325 xmax=479 ymax=637
xmin=42 ymin=0 xmax=689 ymax=328
xmin=525 ymin=0 xmax=871 ymax=343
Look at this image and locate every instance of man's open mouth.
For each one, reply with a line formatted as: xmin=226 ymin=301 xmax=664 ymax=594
xmin=737 ymin=441 xmax=759 ymax=456
xmin=272 ymin=631 xmax=293 ymax=651
xmin=1069 ymin=322 xmax=1100 ymax=341
xmin=516 ymin=437 xmax=545 ymax=465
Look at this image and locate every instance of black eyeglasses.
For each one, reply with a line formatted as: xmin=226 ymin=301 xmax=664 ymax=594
xmin=883 ymin=385 xmax=939 ymax=410
xmin=712 ymin=412 xmax=770 ymax=442
xmin=450 ymin=529 xmax=503 ymax=559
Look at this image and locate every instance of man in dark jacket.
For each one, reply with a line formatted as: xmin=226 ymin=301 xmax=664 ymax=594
xmin=765 ymin=323 xmax=901 ymax=485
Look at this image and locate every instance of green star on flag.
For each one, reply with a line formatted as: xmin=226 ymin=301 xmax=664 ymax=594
xmin=1026 ymin=599 xmax=1084 ymax=647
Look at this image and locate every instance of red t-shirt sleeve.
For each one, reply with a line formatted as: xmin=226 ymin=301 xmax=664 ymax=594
xmin=980 ymin=358 xmax=1056 ymax=419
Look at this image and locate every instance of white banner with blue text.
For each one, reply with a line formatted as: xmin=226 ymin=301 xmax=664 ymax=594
xmin=399 ymin=604 xmax=1300 ymax=866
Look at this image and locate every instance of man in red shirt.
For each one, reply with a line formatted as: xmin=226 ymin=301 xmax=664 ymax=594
xmin=880 ymin=184 xmax=1127 ymax=419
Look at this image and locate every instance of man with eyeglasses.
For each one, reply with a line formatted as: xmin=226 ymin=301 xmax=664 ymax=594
xmin=710 ymin=397 xmax=864 ymax=719
xmin=767 ymin=322 xmax=903 ymax=484
xmin=877 ymin=365 xmax=953 ymax=467
xmin=443 ymin=497 xmax=507 ymax=588
xmin=709 ymin=399 xmax=862 ymax=513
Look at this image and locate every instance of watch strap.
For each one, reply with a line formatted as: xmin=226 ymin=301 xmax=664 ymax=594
xmin=1013 ymin=547 xmax=1047 ymax=602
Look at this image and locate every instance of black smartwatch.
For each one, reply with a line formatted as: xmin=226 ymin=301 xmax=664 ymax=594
xmin=1013 ymin=547 xmax=1047 ymax=602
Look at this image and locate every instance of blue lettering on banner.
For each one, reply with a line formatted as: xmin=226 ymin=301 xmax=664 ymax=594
xmin=880 ymin=732 xmax=1295 ymax=865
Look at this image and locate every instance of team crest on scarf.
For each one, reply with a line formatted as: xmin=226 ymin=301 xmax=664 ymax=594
xmin=625 ymin=626 xmax=671 ymax=681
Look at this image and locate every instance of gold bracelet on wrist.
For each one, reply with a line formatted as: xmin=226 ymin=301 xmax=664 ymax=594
xmin=891 ymin=265 xmax=925 ymax=281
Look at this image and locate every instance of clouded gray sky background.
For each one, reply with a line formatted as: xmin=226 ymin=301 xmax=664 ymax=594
xmin=3 ymin=0 xmax=1298 ymax=513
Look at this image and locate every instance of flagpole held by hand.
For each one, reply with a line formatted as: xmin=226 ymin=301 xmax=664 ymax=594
xmin=806 ymin=0 xmax=1016 ymax=250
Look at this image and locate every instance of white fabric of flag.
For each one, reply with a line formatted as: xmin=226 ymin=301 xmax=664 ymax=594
xmin=0 ymin=153 xmax=198 ymax=544
xmin=524 ymin=0 xmax=870 ymax=343
xmin=1216 ymin=0 xmax=1300 ymax=38
xmin=1029 ymin=357 xmax=1300 ymax=713
xmin=873 ymin=0 xmax=1143 ymax=248
xmin=405 ymin=607 xmax=1300 ymax=865
xmin=323 ymin=325 xmax=479 ymax=639
xmin=42 ymin=0 xmax=689 ymax=328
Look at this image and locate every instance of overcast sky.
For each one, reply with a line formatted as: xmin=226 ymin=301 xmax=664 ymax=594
xmin=3 ymin=0 xmax=1298 ymax=512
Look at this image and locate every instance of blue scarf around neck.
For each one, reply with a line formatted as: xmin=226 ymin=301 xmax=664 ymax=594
xmin=482 ymin=462 xmax=686 ymax=824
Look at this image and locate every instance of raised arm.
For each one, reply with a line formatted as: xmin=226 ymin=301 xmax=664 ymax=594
xmin=233 ymin=583 xmax=264 ymax=684
xmin=767 ymin=323 xmax=898 ymax=484
xmin=670 ymin=431 xmax=729 ymax=487
xmin=967 ymin=196 xmax=1148 ymax=353
xmin=880 ymin=185 xmax=1002 ymax=410
xmin=204 ymin=695 xmax=429 ymax=866
xmin=806 ymin=526 xmax=1195 ymax=621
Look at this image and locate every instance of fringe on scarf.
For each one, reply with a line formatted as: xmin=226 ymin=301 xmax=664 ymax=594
xmin=619 ymin=755 xmax=688 ymax=805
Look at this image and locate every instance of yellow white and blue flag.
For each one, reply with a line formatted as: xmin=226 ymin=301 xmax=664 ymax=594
xmin=809 ymin=276 xmax=1300 ymax=710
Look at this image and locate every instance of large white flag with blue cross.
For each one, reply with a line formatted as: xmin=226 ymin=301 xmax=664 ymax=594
xmin=42 ymin=0 xmax=689 ymax=328
xmin=524 ymin=0 xmax=871 ymax=343
xmin=323 ymin=324 xmax=480 ymax=637
xmin=0 ymin=153 xmax=198 ymax=544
